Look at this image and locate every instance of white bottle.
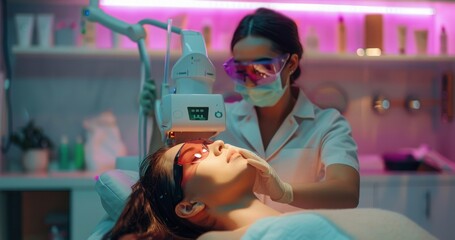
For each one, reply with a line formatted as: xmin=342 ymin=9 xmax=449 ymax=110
xmin=201 ymin=19 xmax=212 ymax=50
xmin=305 ymin=26 xmax=319 ymax=53
xmin=440 ymin=26 xmax=448 ymax=55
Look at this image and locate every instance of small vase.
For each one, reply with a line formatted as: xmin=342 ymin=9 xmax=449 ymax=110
xmin=22 ymin=149 xmax=49 ymax=173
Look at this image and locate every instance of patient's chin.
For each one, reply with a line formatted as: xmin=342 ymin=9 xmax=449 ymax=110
xmin=221 ymin=164 xmax=256 ymax=191
xmin=237 ymin=164 xmax=257 ymax=185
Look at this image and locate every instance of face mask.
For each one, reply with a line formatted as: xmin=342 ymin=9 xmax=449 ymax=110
xmin=234 ymin=74 xmax=288 ymax=107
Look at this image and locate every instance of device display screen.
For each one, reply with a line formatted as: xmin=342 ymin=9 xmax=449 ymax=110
xmin=188 ymin=107 xmax=209 ymax=120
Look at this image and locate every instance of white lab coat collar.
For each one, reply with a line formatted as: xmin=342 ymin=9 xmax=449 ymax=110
xmin=231 ymin=88 xmax=315 ymax=159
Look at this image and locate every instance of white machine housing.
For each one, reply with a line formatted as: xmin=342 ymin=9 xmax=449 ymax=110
xmin=157 ymin=30 xmax=226 ymax=143
xmin=160 ymin=94 xmax=225 ymax=133
xmin=172 ymin=31 xmax=216 ymax=94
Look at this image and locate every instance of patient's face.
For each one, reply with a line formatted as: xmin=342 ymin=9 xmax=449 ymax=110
xmin=163 ymin=140 xmax=256 ymax=203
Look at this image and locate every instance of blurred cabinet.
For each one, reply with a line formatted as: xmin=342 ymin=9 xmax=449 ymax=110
xmin=358 ymin=182 xmax=375 ymax=208
xmin=425 ymin=185 xmax=455 ymax=240
xmin=360 ymin=174 xmax=455 ymax=240
xmin=375 ymin=184 xmax=455 ymax=240
xmin=0 ymin=171 xmax=105 ymax=240
xmin=21 ymin=191 xmax=70 ymax=240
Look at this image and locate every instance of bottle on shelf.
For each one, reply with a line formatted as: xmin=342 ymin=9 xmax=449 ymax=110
xmin=202 ymin=19 xmax=212 ymax=50
xmin=364 ymin=14 xmax=383 ymax=55
xmin=440 ymin=26 xmax=448 ymax=55
xmin=74 ymin=136 xmax=85 ymax=170
xmin=337 ymin=16 xmax=347 ymax=53
xmin=441 ymin=71 xmax=453 ymax=122
xmin=305 ymin=26 xmax=319 ymax=53
xmin=58 ymin=135 xmax=70 ymax=170
xmin=111 ymin=30 xmax=120 ymax=49
xmin=397 ymin=25 xmax=407 ymax=55
xmin=80 ymin=18 xmax=96 ymax=48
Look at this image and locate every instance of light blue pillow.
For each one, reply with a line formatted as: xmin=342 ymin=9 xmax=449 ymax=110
xmin=95 ymin=170 xmax=139 ymax=220
xmin=242 ymin=213 xmax=352 ymax=240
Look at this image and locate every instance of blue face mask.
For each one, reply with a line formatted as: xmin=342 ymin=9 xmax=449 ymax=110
xmin=234 ymin=74 xmax=288 ymax=107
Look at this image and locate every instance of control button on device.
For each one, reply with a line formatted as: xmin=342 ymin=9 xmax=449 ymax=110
xmin=215 ymin=111 xmax=223 ymax=118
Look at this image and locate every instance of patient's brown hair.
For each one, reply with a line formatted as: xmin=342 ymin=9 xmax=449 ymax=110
xmin=103 ymin=147 xmax=210 ymax=240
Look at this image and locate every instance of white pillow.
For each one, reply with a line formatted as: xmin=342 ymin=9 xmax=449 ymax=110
xmin=95 ymin=170 xmax=139 ymax=220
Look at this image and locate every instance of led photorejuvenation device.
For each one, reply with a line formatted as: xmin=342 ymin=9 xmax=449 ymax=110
xmin=82 ymin=0 xmax=226 ymax=161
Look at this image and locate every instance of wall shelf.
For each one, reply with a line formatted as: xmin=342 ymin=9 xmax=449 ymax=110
xmin=0 ymin=171 xmax=100 ymax=190
xmin=12 ymin=46 xmax=455 ymax=63
xmin=304 ymin=52 xmax=455 ymax=63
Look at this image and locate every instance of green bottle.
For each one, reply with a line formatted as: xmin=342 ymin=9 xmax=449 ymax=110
xmin=59 ymin=135 xmax=69 ymax=170
xmin=74 ymin=136 xmax=85 ymax=170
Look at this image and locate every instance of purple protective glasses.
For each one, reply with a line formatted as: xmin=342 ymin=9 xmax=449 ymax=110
xmin=223 ymin=53 xmax=290 ymax=86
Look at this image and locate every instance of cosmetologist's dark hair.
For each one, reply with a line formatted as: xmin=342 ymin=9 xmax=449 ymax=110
xmin=231 ymin=8 xmax=304 ymax=84
xmin=102 ymin=147 xmax=210 ymax=240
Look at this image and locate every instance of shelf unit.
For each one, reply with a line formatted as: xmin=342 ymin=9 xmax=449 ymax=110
xmin=8 ymin=0 xmax=455 ymax=56
xmin=12 ymin=46 xmax=455 ymax=63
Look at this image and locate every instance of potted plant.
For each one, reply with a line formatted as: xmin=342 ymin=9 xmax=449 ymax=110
xmin=10 ymin=120 xmax=54 ymax=172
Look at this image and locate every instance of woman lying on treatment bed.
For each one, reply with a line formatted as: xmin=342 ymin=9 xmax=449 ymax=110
xmin=102 ymin=139 xmax=435 ymax=240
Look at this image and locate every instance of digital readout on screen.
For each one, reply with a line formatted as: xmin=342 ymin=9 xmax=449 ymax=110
xmin=188 ymin=107 xmax=209 ymax=120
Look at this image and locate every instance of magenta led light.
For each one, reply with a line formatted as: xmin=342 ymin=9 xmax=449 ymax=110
xmin=100 ymin=0 xmax=435 ymax=16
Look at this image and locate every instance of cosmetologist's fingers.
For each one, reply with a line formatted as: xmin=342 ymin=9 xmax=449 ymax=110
xmin=246 ymin=158 xmax=268 ymax=173
xmin=238 ymin=148 xmax=260 ymax=160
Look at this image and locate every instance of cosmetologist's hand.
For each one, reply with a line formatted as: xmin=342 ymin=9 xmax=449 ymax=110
xmin=139 ymin=78 xmax=157 ymax=116
xmin=239 ymin=149 xmax=293 ymax=204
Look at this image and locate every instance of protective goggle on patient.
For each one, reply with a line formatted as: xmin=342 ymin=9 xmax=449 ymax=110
xmin=223 ymin=53 xmax=290 ymax=86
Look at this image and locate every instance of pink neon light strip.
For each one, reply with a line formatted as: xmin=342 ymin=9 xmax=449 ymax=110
xmin=100 ymin=0 xmax=435 ymax=16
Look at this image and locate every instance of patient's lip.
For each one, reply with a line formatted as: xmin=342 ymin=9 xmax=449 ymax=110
xmin=227 ymin=148 xmax=238 ymax=163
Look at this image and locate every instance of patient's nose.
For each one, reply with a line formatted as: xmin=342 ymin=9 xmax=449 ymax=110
xmin=211 ymin=140 xmax=225 ymax=156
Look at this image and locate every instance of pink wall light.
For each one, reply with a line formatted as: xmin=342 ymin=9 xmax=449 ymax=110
xmin=100 ymin=0 xmax=435 ymax=16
